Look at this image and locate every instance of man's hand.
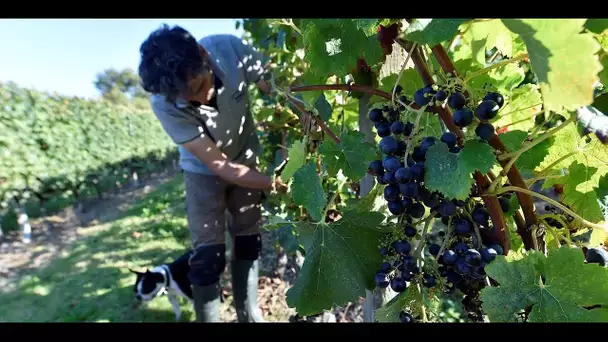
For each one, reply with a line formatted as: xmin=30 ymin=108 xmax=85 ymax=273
xmin=261 ymin=175 xmax=288 ymax=204
xmin=271 ymin=175 xmax=288 ymax=195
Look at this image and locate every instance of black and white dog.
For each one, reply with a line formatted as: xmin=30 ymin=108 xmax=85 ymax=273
xmin=130 ymin=250 xmax=194 ymax=321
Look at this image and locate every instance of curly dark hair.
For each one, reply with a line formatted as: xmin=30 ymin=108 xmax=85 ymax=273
xmin=138 ymin=24 xmax=210 ymax=102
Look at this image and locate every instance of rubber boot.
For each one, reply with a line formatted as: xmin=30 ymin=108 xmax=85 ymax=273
xmin=231 ymin=259 xmax=265 ymax=322
xmin=192 ymin=283 xmax=221 ymax=322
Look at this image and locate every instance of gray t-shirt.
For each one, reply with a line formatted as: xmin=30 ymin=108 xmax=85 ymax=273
xmin=150 ymin=34 xmax=267 ymax=175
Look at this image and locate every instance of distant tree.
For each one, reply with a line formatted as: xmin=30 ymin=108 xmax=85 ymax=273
xmin=93 ymin=68 xmax=148 ymax=105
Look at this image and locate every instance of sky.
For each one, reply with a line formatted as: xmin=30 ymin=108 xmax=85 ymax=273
xmin=0 ymin=19 xmax=243 ymax=99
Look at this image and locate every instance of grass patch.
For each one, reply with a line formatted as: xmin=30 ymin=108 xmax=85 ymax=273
xmin=0 ymin=175 xmax=199 ymax=322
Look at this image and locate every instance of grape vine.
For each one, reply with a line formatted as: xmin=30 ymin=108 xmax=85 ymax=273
xmin=246 ymin=18 xmax=608 ymax=322
xmin=0 ymin=82 xmax=177 ymax=231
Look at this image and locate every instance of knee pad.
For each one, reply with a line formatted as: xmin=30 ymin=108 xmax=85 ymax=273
xmin=234 ymin=234 xmax=262 ymax=261
xmin=188 ymin=244 xmax=226 ymax=286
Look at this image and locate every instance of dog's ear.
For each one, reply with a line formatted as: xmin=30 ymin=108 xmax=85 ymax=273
xmin=129 ymin=268 xmax=146 ymax=279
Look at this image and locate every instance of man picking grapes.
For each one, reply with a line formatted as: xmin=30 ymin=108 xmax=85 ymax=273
xmin=138 ymin=24 xmax=285 ymax=322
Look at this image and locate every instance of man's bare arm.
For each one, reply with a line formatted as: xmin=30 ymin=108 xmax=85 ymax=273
xmin=182 ymin=134 xmax=272 ymax=189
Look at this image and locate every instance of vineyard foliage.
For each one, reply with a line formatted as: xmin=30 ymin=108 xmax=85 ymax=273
xmin=0 ymin=81 xmax=177 ymax=225
xmin=242 ymin=18 xmax=608 ymax=322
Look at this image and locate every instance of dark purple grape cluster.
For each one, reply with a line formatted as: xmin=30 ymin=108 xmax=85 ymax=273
xmin=367 ymin=91 xmax=439 ymax=220
xmin=435 ymin=208 xmax=504 ymax=321
xmin=367 ymin=89 xmax=507 ymax=322
xmin=375 ymin=221 xmax=418 ymax=285
xmin=412 ymin=83 xmax=505 ymax=142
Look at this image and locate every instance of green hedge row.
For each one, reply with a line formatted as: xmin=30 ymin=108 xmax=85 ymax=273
xmin=0 ymin=81 xmax=178 ymax=221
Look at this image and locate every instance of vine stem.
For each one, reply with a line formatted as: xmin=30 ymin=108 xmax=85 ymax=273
xmin=320 ymin=178 xmax=347 ymax=223
xmin=404 ymin=107 xmax=426 ymax=158
xmin=283 ymin=92 xmax=341 ymax=144
xmin=463 ymin=54 xmax=529 ymax=82
xmin=526 ymin=150 xmax=580 ymax=186
xmin=290 ymin=83 xmax=438 ymax=117
xmin=498 ymin=115 xmax=577 ymax=161
xmin=540 ymin=214 xmax=574 ymax=242
xmin=474 ymin=172 xmax=510 ymax=252
xmin=435 ymin=217 xmax=453 ymax=262
xmin=488 ymin=150 xmax=519 ymax=193
xmin=414 ymin=213 xmax=435 ymax=259
xmin=280 ymin=19 xmax=302 ymax=35
xmin=392 ymin=42 xmax=417 ymax=107
xmin=488 ymin=50 xmax=501 ymax=63
xmin=489 ymin=133 xmax=541 ymax=251
xmin=499 ymin=111 xmax=543 ymax=130
xmin=543 ymin=220 xmax=568 ymax=249
xmin=493 ymin=186 xmax=608 ymax=232
xmin=270 ymin=75 xmax=340 ymax=144
xmin=513 ymin=210 xmax=534 ymax=250
xmin=290 ymin=83 xmax=392 ymax=100
xmin=498 ymin=103 xmax=543 ymax=119
xmin=420 ymin=292 xmax=428 ymax=323
xmin=462 ymin=210 xmax=483 ymax=250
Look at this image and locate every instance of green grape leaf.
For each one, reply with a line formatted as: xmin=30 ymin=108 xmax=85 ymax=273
xmin=314 ymin=93 xmax=332 ymax=122
xmin=424 ymin=140 xmax=496 ymax=200
xmin=333 ymin=101 xmax=360 ymax=131
xmin=290 ymin=162 xmax=326 ymax=222
xmin=352 ymin=19 xmax=379 ymax=36
xmin=498 ymin=130 xmax=553 ymax=173
xmin=424 ymin=144 xmax=469 ymax=200
xmin=318 ymin=130 xmax=378 ymax=181
xmin=420 ymin=112 xmax=445 ymax=139
xmin=404 ymin=19 xmax=470 ymax=47
xmin=595 ymin=33 xmax=608 ymax=50
xmin=353 ymin=183 xmax=385 ymax=214
xmin=467 ymin=19 xmax=514 ymax=57
xmin=599 ymin=50 xmax=608 ymax=87
xmin=502 ymin=19 xmax=602 ymax=113
xmin=536 ymin=123 xmax=583 ymax=172
xmin=282 ymin=139 xmax=307 ymax=182
xmin=285 ymin=210 xmax=387 ymax=315
xmin=536 ymin=123 xmax=608 ymax=221
xmin=494 ymin=84 xmax=542 ymax=132
xmin=462 ymin=59 xmax=524 ymax=97
xmin=506 ymin=217 xmax=524 ymax=253
xmin=378 ymin=69 xmax=425 ymax=98
xmin=265 ymin=215 xmax=297 ymax=231
xmin=277 ymin=225 xmax=301 ymax=255
xmin=585 ymin=19 xmax=608 ymax=34
xmin=596 ymin=174 xmax=608 ymax=221
xmin=487 ymin=63 xmax=526 ymax=94
xmin=459 ymin=140 xmax=497 ymax=174
xmin=480 ymin=247 xmax=608 ymax=322
xmin=471 ymin=37 xmax=487 ymax=65
xmin=302 ymin=20 xmax=384 ymax=80
xmin=544 ymin=161 xmax=604 ymax=222
xmin=452 ymin=42 xmax=473 ymax=64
